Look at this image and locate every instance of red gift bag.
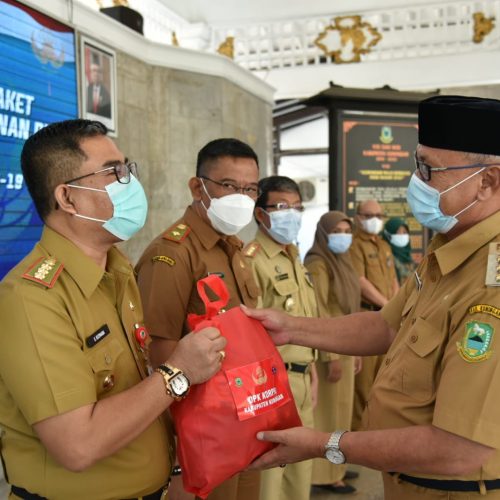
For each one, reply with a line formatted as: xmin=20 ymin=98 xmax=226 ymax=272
xmin=170 ymin=275 xmax=302 ymax=498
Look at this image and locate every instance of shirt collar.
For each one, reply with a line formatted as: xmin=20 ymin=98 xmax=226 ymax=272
xmin=256 ymin=227 xmax=286 ymax=258
xmin=433 ymin=211 xmax=500 ymax=275
xmin=184 ymin=205 xmax=223 ymax=250
xmin=40 ymin=226 xmax=132 ymax=298
xmin=354 ymin=227 xmax=379 ymax=242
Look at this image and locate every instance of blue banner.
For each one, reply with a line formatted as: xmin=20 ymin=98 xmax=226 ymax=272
xmin=0 ymin=0 xmax=77 ymax=278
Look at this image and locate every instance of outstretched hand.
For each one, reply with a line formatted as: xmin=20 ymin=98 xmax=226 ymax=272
xmin=240 ymin=305 xmax=293 ymax=346
xmin=247 ymin=427 xmax=329 ymax=470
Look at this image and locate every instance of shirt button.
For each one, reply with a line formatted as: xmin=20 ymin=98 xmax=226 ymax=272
xmin=410 ymin=335 xmax=418 ymax=343
xmin=105 ymin=354 xmax=112 ymax=365
xmin=129 ymin=301 xmax=135 ymax=310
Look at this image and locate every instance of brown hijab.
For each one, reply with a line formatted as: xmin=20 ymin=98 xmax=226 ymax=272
xmin=305 ymin=211 xmax=360 ymax=315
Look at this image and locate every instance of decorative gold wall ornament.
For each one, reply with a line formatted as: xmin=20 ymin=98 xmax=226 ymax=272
xmin=473 ymin=12 xmax=495 ymax=44
xmin=314 ymin=15 xmax=382 ymax=64
xmin=217 ymin=36 xmax=235 ymax=59
xmin=172 ymin=31 xmax=179 ymax=46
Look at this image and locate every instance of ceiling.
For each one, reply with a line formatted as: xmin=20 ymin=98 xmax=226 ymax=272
xmin=158 ymin=0 xmax=444 ymax=24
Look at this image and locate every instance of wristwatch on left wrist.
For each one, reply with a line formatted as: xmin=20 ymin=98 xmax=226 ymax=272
xmin=325 ymin=430 xmax=347 ymax=465
xmin=156 ymin=363 xmax=190 ymax=401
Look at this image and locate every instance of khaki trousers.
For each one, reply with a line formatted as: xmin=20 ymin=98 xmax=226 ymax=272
xmin=383 ymin=472 xmax=500 ymax=499
xmin=198 ymin=470 xmax=260 ymax=500
xmin=259 ymin=370 xmax=314 ymax=500
xmin=312 ymin=356 xmax=355 ymax=485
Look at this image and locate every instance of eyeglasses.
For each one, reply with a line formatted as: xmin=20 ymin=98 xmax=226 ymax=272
xmin=414 ymin=152 xmax=499 ymax=182
xmin=65 ymin=162 xmax=139 ymax=185
xmin=262 ymin=203 xmax=305 ymax=212
xmin=357 ymin=212 xmax=384 ymax=219
xmin=200 ymin=176 xmax=260 ymax=197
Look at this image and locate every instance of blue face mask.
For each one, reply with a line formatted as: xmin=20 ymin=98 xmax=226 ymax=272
xmin=327 ymin=233 xmax=352 ymax=254
xmin=406 ymin=169 xmax=483 ymax=234
xmin=263 ymin=209 xmax=302 ymax=245
xmin=69 ymin=175 xmax=148 ymax=240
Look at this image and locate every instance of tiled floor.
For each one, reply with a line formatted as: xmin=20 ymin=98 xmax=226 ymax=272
xmin=311 ymin=466 xmax=384 ymax=500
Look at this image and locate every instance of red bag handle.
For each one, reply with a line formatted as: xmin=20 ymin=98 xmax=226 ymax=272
xmin=196 ymin=274 xmax=230 ymax=318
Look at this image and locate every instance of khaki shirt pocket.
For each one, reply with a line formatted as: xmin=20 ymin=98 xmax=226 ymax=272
xmin=273 ymin=279 xmax=299 ymax=312
xmin=401 ymin=318 xmax=442 ymax=402
xmin=86 ymin=338 xmax=124 ymax=396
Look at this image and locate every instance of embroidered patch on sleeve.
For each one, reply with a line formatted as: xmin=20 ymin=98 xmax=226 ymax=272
xmin=152 ymin=255 xmax=176 ymax=266
xmin=457 ymin=321 xmax=494 ymax=362
xmin=468 ymin=304 xmax=500 ymax=320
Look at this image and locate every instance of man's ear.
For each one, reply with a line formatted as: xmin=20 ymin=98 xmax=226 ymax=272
xmin=188 ymin=177 xmax=202 ymax=201
xmin=254 ymin=206 xmax=265 ymax=224
xmin=53 ymin=184 xmax=77 ymax=214
xmin=478 ymin=167 xmax=500 ymax=201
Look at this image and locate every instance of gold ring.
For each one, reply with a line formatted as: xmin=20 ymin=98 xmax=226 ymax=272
xmin=218 ymin=350 xmax=226 ymax=362
xmin=279 ymin=463 xmax=286 ymax=468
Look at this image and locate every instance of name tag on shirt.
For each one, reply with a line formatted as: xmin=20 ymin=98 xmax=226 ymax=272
xmin=86 ymin=324 xmax=110 ymax=348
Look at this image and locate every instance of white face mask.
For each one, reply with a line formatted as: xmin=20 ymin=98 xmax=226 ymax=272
xmin=201 ymin=179 xmax=255 ymax=235
xmin=361 ymin=216 xmax=384 ymax=235
xmin=390 ymin=233 xmax=410 ymax=248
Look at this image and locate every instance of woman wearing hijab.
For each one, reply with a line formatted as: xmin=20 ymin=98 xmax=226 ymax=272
xmin=382 ymin=217 xmax=417 ymax=285
xmin=305 ymin=211 xmax=361 ymax=495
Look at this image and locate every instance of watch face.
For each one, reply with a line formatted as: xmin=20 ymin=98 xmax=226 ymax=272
xmin=326 ymin=448 xmax=345 ymax=465
xmin=170 ymin=374 xmax=189 ymax=396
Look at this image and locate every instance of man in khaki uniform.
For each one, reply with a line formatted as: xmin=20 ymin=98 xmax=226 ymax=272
xmin=0 ymin=120 xmax=225 ymax=500
xmin=245 ymin=176 xmax=318 ymax=500
xmin=136 ymin=138 xmax=261 ymax=500
xmin=244 ymin=95 xmax=500 ymax=499
xmin=350 ymin=200 xmax=399 ymax=431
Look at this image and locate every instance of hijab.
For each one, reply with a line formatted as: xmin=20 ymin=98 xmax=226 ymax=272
xmin=382 ymin=217 xmax=413 ymax=264
xmin=305 ymin=211 xmax=360 ymax=315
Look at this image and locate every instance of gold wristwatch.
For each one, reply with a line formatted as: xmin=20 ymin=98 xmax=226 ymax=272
xmin=156 ymin=364 xmax=190 ymax=401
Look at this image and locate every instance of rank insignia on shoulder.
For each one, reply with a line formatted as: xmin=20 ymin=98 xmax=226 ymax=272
xmin=456 ymin=321 xmax=495 ymax=362
xmin=152 ymin=255 xmax=176 ymax=266
xmin=163 ymin=223 xmax=191 ymax=243
xmin=22 ymin=256 xmax=63 ymax=288
xmin=243 ymin=242 xmax=260 ymax=258
xmin=485 ymin=242 xmax=500 ymax=286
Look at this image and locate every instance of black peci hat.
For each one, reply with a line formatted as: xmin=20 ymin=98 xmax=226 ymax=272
xmin=418 ymin=95 xmax=500 ymax=156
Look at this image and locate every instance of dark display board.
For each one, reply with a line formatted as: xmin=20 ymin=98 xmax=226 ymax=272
xmin=0 ymin=0 xmax=78 ymax=278
xmin=336 ymin=111 xmax=425 ymax=261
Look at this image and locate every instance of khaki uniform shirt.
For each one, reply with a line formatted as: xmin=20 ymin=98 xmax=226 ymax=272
xmin=305 ymin=257 xmax=342 ymax=362
xmin=350 ymin=229 xmax=397 ymax=305
xmin=0 ymin=227 xmax=172 ymax=500
xmin=135 ymin=206 xmax=260 ymax=341
xmin=246 ymin=229 xmax=317 ymax=364
xmin=368 ymin=211 xmax=500 ymax=481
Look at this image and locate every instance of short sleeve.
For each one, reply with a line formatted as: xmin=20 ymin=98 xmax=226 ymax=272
xmin=349 ymin=239 xmax=366 ymax=278
xmin=0 ymin=284 xmax=96 ymax=424
xmin=136 ymin=240 xmax=192 ymax=340
xmin=433 ymin=292 xmax=500 ymax=448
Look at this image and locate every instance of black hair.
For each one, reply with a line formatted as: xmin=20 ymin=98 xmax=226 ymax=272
xmin=21 ymin=119 xmax=108 ymax=220
xmin=196 ymin=138 xmax=259 ymax=177
xmin=255 ymin=175 xmax=301 ymax=209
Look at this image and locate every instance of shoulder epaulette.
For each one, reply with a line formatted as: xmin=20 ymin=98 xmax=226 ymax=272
xmin=22 ymin=256 xmax=64 ymax=288
xmin=163 ymin=223 xmax=191 ymax=243
xmin=243 ymin=242 xmax=261 ymax=258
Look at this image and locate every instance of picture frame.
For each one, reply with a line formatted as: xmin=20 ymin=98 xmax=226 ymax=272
xmin=80 ymin=36 xmax=117 ymax=135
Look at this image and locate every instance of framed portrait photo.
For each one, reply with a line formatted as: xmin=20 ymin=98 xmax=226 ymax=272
xmin=80 ymin=36 xmax=117 ymax=135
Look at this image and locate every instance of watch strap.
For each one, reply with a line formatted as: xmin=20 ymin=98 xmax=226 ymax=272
xmin=156 ymin=364 xmax=189 ymax=401
xmin=326 ymin=430 xmax=347 ymax=451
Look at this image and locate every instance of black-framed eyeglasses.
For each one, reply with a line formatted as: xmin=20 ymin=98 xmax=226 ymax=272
xmin=65 ymin=162 xmax=139 ymax=185
xmin=357 ymin=212 xmax=384 ymax=219
xmin=413 ymin=152 xmax=498 ymax=182
xmin=262 ymin=203 xmax=305 ymax=212
xmin=200 ymin=176 xmax=260 ymax=197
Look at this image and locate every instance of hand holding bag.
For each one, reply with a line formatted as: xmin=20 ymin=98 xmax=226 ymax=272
xmin=171 ymin=275 xmax=301 ymax=498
